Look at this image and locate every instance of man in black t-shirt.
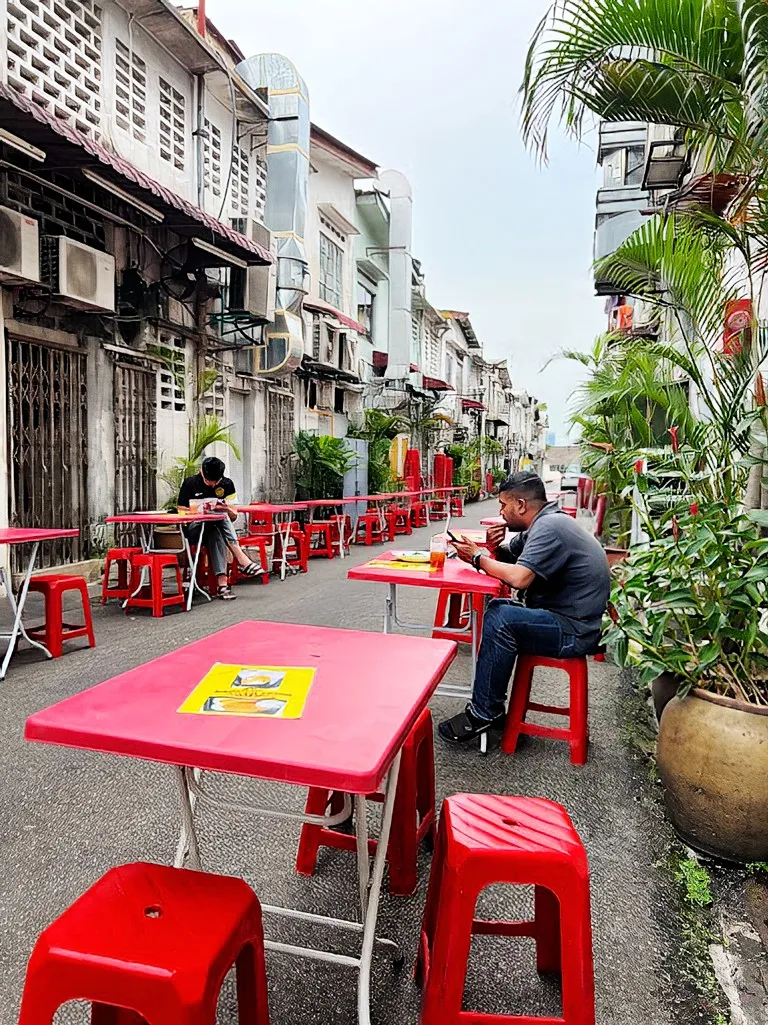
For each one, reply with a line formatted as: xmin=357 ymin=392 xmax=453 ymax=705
xmin=438 ymin=472 xmax=610 ymax=745
xmin=178 ymin=456 xmax=263 ymax=600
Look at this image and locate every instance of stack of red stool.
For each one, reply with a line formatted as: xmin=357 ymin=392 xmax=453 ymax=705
xmin=101 ymin=547 xmax=142 ymax=604
xmin=502 ymin=654 xmax=589 ymax=765
xmin=27 ymin=575 xmax=96 ymax=658
xmin=432 ymin=589 xmax=485 ymax=647
xmin=449 ymin=494 xmax=464 ymax=517
xmin=126 ymin=552 xmax=185 ymax=617
xmin=305 ymin=521 xmax=335 ymax=558
xmin=18 ymin=862 xmax=270 ymax=1025
xmin=296 ymin=708 xmax=436 ymax=896
xmin=415 ymin=794 xmax=595 ymax=1025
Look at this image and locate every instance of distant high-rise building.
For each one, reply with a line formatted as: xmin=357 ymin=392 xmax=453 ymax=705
xmin=547 ymin=431 xmax=557 ymax=447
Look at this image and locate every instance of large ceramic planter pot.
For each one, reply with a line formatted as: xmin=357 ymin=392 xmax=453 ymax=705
xmin=651 ymin=673 xmax=679 ymax=723
xmin=604 ymin=546 xmax=629 ymax=568
xmin=657 ymin=690 xmax=768 ymax=862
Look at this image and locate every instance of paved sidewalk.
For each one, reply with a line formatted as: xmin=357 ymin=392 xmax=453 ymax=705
xmin=0 ymin=502 xmax=688 ymax=1024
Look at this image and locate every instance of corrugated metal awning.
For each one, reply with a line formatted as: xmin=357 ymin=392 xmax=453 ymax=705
xmin=0 ymin=84 xmax=272 ymax=265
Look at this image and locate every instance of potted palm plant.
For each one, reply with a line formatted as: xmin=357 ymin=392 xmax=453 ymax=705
xmin=294 ymin=432 xmax=355 ymax=500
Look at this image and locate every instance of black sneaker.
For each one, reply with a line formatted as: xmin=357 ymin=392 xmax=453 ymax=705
xmin=438 ymin=704 xmax=505 ymax=744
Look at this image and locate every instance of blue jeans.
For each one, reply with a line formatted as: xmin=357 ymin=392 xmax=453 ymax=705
xmin=471 ymin=599 xmax=599 ymax=721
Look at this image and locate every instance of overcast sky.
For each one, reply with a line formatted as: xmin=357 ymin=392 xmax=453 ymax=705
xmin=211 ymin=0 xmax=605 ymax=441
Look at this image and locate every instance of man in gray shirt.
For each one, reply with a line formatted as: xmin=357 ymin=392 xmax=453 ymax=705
xmin=439 ymin=471 xmax=610 ymax=745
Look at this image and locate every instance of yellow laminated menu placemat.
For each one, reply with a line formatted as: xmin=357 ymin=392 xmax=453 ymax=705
xmin=367 ymin=560 xmax=437 ymax=572
xmin=178 ymin=663 xmax=315 ymax=719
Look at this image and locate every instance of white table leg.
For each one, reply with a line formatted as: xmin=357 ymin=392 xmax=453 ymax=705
xmin=354 ymin=794 xmax=370 ymax=922
xmin=337 ymin=510 xmax=347 ymax=559
xmin=0 ymin=543 xmax=49 ymax=680
xmin=357 ymin=750 xmax=402 ymax=1025
xmin=174 ymin=766 xmax=202 ymax=870
xmin=185 ymin=523 xmax=212 ymax=610
xmin=383 ymin=583 xmax=395 ymax=635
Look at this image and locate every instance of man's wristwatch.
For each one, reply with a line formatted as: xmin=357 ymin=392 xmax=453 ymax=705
xmin=472 ymin=552 xmax=483 ymax=572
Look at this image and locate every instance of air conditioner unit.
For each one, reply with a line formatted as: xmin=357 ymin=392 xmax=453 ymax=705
xmin=228 ymin=219 xmax=276 ymax=324
xmin=0 ymin=206 xmax=40 ymax=283
xmin=42 ymin=236 xmax=115 ymax=311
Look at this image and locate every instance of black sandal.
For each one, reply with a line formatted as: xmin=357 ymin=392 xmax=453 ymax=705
xmin=438 ymin=704 xmax=504 ymax=744
xmin=217 ymin=585 xmax=237 ymax=601
xmin=241 ymin=561 xmax=265 ymax=577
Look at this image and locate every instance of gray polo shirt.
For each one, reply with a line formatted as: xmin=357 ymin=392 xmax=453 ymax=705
xmin=497 ymin=503 xmax=610 ymax=638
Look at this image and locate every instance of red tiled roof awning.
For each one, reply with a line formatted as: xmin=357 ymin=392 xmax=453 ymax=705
xmin=0 ymin=84 xmax=272 ymax=265
xmin=461 ymin=398 xmax=485 ymax=411
xmin=304 ymin=298 xmax=365 ymax=333
xmin=423 ymin=376 xmax=452 ymax=391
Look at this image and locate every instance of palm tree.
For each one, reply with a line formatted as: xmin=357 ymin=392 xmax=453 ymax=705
xmin=522 ymin=0 xmax=768 ymax=509
xmin=521 ymin=0 xmax=761 ymax=174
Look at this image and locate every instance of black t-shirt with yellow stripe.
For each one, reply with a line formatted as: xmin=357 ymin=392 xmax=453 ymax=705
xmin=178 ymin=473 xmax=237 ymax=508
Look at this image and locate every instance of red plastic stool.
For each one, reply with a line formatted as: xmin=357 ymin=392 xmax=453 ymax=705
xmin=296 ymin=708 xmax=436 ymax=896
xmin=354 ymin=512 xmax=393 ymax=545
xmin=411 ymin=502 xmax=429 ymax=528
xmin=432 ymin=589 xmax=485 ymax=647
xmin=428 ymin=499 xmax=447 ymax=522
xmin=26 ymin=575 xmax=95 ymax=659
xmin=415 ymin=794 xmax=595 ymax=1025
xmin=126 ymin=552 xmax=185 ymax=618
xmin=18 ymin=861 xmax=269 ymax=1025
xmin=234 ymin=535 xmax=272 ymax=584
xmin=274 ymin=526 xmax=308 ymax=573
xmin=502 ymin=654 xmax=589 ymax=766
xmin=101 ymin=547 xmax=141 ymax=604
xmin=390 ymin=506 xmax=413 ymax=536
xmin=330 ymin=514 xmax=353 ymax=553
xmin=305 ymin=521 xmax=335 ymax=558
xmin=449 ymin=496 xmax=464 ymax=517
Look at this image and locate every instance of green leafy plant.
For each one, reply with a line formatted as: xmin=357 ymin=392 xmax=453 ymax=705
xmin=675 ymin=858 xmax=714 ymax=909
xmin=604 ymin=501 xmax=768 ymax=705
xmin=294 ymin=432 xmax=355 ymax=501
xmin=160 ymin=415 xmax=241 ymax=510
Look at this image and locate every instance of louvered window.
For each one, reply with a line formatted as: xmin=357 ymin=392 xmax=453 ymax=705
xmin=159 ymin=77 xmax=185 ymax=171
xmin=230 ymin=141 xmax=249 ymax=215
xmin=203 ymin=119 xmax=222 ymax=197
xmin=115 ymin=37 xmax=146 ymax=142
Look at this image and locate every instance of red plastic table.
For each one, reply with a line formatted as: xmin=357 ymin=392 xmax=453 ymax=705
xmin=480 ymin=515 xmax=505 ymax=526
xmin=25 ymin=620 xmax=457 ymax=1025
xmin=348 ymin=551 xmax=503 ymax=703
xmin=237 ymin=504 xmax=308 ymax=580
xmin=0 ymin=527 xmax=80 ymax=680
xmin=106 ymin=512 xmax=228 ymax=611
